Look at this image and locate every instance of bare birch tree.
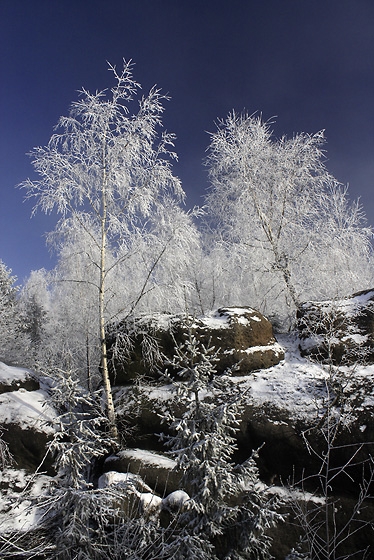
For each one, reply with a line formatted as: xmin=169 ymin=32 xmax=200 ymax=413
xmin=21 ymin=61 xmax=184 ymax=440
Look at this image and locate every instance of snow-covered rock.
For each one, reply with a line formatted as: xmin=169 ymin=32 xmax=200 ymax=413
xmin=162 ymin=490 xmax=190 ymax=511
xmin=113 ymin=335 xmax=374 ymax=494
xmin=0 ymin=361 xmax=39 ymax=394
xmin=0 ymin=389 xmax=55 ymax=433
xmin=297 ymin=288 xmax=374 ymax=364
xmin=0 ymin=361 xmax=56 ymax=472
xmin=98 ymin=471 xmax=152 ymax=493
xmin=107 ymin=307 xmax=284 ymax=384
xmin=139 ymin=492 xmax=162 ymax=515
xmin=104 ymin=449 xmax=180 ymax=496
xmin=98 ymin=470 xmax=162 ymax=520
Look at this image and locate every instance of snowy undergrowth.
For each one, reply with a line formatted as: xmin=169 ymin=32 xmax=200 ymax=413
xmin=0 ymin=468 xmax=54 ymax=533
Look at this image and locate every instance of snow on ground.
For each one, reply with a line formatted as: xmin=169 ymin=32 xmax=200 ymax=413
xmin=231 ymin=335 xmax=332 ymax=419
xmin=0 ymin=388 xmax=56 ymax=434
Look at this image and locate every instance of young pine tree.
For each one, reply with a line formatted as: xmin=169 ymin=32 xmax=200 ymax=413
xmin=163 ymin=325 xmax=280 ymax=559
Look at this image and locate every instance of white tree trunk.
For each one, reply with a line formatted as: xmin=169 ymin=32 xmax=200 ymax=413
xmin=100 ymin=162 xmax=118 ymax=442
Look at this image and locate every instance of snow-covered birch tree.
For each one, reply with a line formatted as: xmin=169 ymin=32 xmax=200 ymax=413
xmin=0 ymin=260 xmax=29 ymax=363
xmin=0 ymin=260 xmax=19 ymax=355
xmin=205 ymin=113 xmax=373 ymax=323
xmin=21 ymin=61 xmax=185 ymax=440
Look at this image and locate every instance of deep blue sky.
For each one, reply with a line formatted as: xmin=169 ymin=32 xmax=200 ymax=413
xmin=1 ymin=0 xmax=374 ymax=283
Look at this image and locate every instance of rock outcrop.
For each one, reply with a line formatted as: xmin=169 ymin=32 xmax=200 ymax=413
xmin=104 ymin=449 xmax=181 ymax=497
xmin=107 ymin=307 xmax=284 ymax=384
xmin=112 ymin=331 xmax=374 ymax=495
xmin=297 ymin=288 xmax=374 ymax=364
xmin=0 ymin=362 xmax=56 ymax=472
xmin=0 ymin=362 xmax=39 ymax=394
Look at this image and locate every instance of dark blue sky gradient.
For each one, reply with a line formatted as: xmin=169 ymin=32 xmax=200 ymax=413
xmin=1 ymin=0 xmax=374 ymax=283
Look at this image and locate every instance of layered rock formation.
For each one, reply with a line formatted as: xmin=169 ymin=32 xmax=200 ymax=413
xmin=2 ymin=299 xmax=373 ymax=558
xmin=107 ymin=307 xmax=284 ymax=384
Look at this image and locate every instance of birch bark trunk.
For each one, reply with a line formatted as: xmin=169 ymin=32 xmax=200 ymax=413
xmin=99 ymin=153 xmax=118 ymax=442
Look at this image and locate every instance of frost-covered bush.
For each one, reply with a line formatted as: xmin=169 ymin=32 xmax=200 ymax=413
xmin=34 ymin=369 xmax=190 ymax=560
xmin=38 ymin=368 xmax=115 ymax=559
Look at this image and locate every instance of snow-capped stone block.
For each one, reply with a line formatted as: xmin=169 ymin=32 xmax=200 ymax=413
xmin=0 ymin=365 xmax=56 ymax=472
xmin=98 ymin=471 xmax=153 ymax=494
xmin=104 ymin=448 xmax=181 ymax=496
xmin=107 ymin=307 xmax=284 ymax=384
xmin=162 ymin=490 xmax=190 ymax=512
xmin=139 ymin=492 xmax=163 ymax=515
xmin=97 ymin=471 xmax=162 ymax=520
xmin=198 ymin=307 xmax=284 ymax=374
xmin=297 ymin=288 xmax=374 ymax=364
xmin=0 ymin=362 xmax=39 ymax=394
xmin=0 ymin=389 xmax=55 ymax=434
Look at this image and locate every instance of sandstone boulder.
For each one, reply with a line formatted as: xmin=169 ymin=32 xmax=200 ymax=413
xmin=107 ymin=307 xmax=284 ymax=384
xmin=0 ymin=362 xmax=56 ymax=473
xmin=104 ymin=448 xmax=181 ymax=496
xmin=297 ymin=288 xmax=374 ymax=364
